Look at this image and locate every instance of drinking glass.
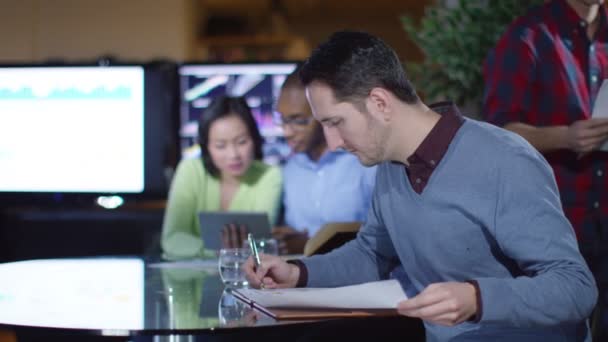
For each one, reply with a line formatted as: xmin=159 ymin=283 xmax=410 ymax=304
xmin=242 ymin=238 xmax=279 ymax=256
xmin=218 ymin=248 xmax=250 ymax=287
xmin=218 ymin=289 xmax=252 ymax=327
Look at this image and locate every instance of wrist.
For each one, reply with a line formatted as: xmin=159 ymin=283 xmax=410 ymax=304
xmin=286 ymin=259 xmax=308 ymax=287
xmin=288 ymin=263 xmax=300 ymax=288
xmin=468 ymin=283 xmax=478 ymax=314
xmin=465 ymin=280 xmax=482 ymax=323
xmin=555 ymin=125 xmax=570 ymax=150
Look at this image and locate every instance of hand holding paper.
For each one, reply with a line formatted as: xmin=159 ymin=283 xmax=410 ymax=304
xmin=397 ymin=281 xmax=477 ymax=326
xmin=565 ymin=118 xmax=608 ymax=154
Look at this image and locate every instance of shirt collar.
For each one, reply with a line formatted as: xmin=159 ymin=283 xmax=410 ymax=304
xmin=291 ymin=149 xmax=344 ymax=170
xmin=552 ymin=0 xmax=608 ymax=40
xmin=407 ymin=101 xmax=464 ymax=168
xmin=596 ymin=2 xmax=608 ymax=40
xmin=552 ymin=0 xmax=586 ymax=32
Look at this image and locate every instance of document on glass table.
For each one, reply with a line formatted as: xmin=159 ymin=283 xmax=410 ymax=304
xmin=592 ymin=79 xmax=608 ymax=151
xmin=234 ymin=279 xmax=407 ymax=309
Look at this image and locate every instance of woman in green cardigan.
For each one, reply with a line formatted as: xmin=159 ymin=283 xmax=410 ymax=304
xmin=161 ymin=96 xmax=282 ymax=260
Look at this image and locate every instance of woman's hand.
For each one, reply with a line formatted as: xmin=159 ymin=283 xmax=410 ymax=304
xmin=221 ymin=223 xmax=249 ymax=248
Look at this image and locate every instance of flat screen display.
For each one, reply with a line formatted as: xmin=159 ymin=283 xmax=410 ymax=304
xmin=0 ymin=64 xmax=175 ymax=202
xmin=178 ymin=63 xmax=297 ymax=165
xmin=0 ymin=66 xmax=144 ymax=193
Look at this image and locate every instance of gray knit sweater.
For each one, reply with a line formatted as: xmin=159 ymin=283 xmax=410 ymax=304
xmin=302 ymin=118 xmax=597 ymax=341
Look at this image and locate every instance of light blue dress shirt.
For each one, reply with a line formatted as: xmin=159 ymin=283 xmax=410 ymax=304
xmin=282 ymin=150 xmax=376 ymax=236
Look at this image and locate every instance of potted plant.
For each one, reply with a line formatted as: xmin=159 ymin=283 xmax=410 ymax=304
xmin=401 ymin=0 xmax=544 ymax=118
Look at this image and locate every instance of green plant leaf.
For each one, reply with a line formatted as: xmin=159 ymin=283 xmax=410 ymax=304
xmin=399 ymin=0 xmax=543 ymax=115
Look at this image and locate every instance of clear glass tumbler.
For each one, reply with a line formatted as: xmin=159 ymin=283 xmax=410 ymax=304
xmin=242 ymin=238 xmax=279 ymax=256
xmin=218 ymin=248 xmax=250 ymax=288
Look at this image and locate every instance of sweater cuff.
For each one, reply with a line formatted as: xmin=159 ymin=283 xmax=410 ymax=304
xmin=286 ymin=259 xmax=308 ymax=287
xmin=466 ymin=280 xmax=483 ymax=323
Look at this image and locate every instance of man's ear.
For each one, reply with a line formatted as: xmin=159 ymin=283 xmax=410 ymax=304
xmin=367 ymin=87 xmax=392 ymax=122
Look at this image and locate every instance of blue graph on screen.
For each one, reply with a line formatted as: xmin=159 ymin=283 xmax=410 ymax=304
xmin=0 ymin=86 xmax=132 ymax=100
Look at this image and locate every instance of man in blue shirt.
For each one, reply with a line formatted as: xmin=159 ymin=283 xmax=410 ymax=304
xmin=273 ymin=67 xmax=376 ymax=254
xmin=245 ymin=31 xmax=597 ymax=341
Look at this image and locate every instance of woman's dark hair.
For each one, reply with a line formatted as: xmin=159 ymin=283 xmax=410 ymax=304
xmin=299 ymin=30 xmax=419 ymax=106
xmin=198 ymin=96 xmax=264 ymax=177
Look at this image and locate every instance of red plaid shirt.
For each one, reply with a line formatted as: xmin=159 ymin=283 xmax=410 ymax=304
xmin=483 ymin=0 xmax=608 ymax=242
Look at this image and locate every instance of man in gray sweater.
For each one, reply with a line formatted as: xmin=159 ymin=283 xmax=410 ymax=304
xmin=244 ymin=30 xmax=597 ymax=341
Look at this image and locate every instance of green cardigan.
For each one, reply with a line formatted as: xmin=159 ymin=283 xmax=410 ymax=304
xmin=161 ymin=158 xmax=282 ymax=260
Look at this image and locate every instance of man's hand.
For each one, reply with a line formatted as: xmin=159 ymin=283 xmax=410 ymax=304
xmin=272 ymin=226 xmax=309 ymax=254
xmin=243 ymin=253 xmax=300 ymax=289
xmin=221 ymin=223 xmax=249 ymax=249
xmin=566 ymin=118 xmax=608 ymax=155
xmin=397 ymin=281 xmax=478 ymax=326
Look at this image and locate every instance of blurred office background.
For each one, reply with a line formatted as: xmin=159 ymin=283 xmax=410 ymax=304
xmin=0 ymin=1 xmax=558 ymax=341
xmin=0 ymin=0 xmax=427 ymax=63
xmin=0 ymin=0 xmax=432 ymax=263
xmin=0 ymin=0 xmax=545 ymax=259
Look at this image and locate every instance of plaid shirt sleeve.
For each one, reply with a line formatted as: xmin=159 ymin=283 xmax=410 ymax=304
xmin=482 ymin=27 xmax=537 ymax=127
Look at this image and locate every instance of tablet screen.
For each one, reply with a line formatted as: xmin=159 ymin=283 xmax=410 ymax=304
xmin=198 ymin=211 xmax=272 ymax=250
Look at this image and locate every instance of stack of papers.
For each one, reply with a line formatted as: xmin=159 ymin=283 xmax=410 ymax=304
xmin=234 ymin=279 xmax=407 ymax=309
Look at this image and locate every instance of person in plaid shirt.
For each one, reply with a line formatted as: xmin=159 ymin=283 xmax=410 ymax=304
xmin=483 ymin=0 xmax=608 ymax=338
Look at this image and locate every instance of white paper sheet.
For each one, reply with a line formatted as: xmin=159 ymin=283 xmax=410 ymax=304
xmin=235 ymin=279 xmax=407 ymax=309
xmin=592 ymin=79 xmax=608 ymax=151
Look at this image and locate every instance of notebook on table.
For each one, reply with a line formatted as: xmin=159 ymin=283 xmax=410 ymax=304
xmin=198 ymin=211 xmax=272 ymax=250
xmin=232 ymin=279 xmax=407 ymax=320
xmin=303 ymin=221 xmax=361 ymax=256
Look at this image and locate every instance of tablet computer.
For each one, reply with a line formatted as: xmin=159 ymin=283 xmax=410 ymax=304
xmin=198 ymin=211 xmax=272 ymax=250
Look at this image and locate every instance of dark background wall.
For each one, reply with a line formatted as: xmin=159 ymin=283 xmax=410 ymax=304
xmin=0 ymin=206 xmax=165 ymax=262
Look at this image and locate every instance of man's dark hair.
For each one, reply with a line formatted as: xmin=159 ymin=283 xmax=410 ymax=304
xmin=299 ymin=30 xmax=419 ymax=105
xmin=279 ymin=63 xmax=327 ymax=152
xmin=198 ymin=95 xmax=264 ymax=177
xmin=281 ymin=63 xmax=305 ymax=91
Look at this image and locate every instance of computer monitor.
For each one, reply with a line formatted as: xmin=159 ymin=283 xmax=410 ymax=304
xmin=0 ymin=64 xmax=176 ymax=205
xmin=177 ymin=62 xmax=298 ymax=165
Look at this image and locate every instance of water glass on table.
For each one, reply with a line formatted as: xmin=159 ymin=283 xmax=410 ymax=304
xmin=218 ymin=248 xmax=251 ymax=288
xmin=242 ymin=238 xmax=279 ymax=256
xmin=218 ymin=288 xmax=254 ymax=327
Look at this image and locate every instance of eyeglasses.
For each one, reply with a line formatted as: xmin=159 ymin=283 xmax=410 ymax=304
xmin=273 ymin=113 xmax=314 ymax=130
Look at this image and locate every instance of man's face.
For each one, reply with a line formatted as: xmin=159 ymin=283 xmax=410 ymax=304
xmin=276 ymin=86 xmax=317 ymax=153
xmin=305 ymin=82 xmax=387 ymax=166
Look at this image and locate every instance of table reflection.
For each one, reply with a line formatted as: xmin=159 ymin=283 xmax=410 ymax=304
xmin=0 ymin=258 xmax=144 ymax=330
xmin=0 ymin=258 xmax=425 ymax=341
xmin=0 ymin=257 xmax=266 ymax=332
xmin=218 ymin=289 xmax=256 ymax=327
xmin=157 ymin=266 xmax=220 ymax=330
xmin=158 ymin=264 xmax=272 ymax=330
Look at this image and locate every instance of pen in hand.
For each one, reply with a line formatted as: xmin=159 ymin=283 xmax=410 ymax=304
xmin=247 ymin=233 xmax=265 ymax=289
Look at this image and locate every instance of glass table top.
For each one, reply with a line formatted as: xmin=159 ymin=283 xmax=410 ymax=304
xmin=0 ymin=257 xmax=301 ymax=335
